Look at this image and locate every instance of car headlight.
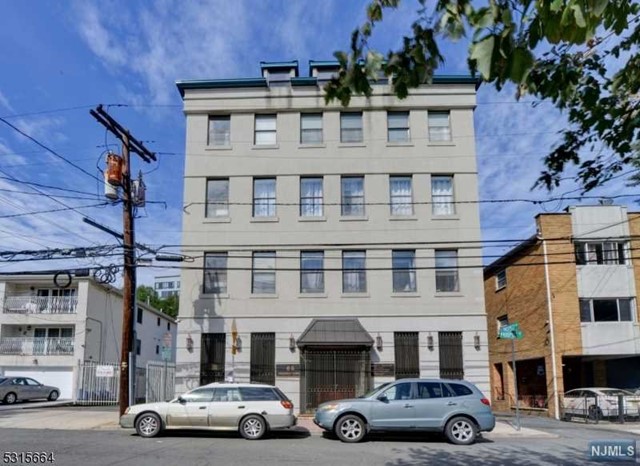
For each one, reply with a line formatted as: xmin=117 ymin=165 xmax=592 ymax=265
xmin=318 ymin=403 xmax=340 ymax=412
xmin=124 ymin=407 xmax=130 ymax=415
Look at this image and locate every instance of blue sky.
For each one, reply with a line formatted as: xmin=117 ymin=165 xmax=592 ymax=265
xmin=0 ymin=0 xmax=634 ymax=285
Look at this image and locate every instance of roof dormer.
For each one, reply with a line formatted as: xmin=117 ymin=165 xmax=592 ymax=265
xmin=309 ymin=60 xmax=340 ymax=82
xmin=260 ymin=61 xmax=299 ymax=86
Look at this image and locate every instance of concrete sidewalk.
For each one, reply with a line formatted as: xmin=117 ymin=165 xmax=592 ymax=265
xmin=0 ymin=400 xmax=73 ymax=412
xmin=0 ymin=409 xmax=558 ymax=438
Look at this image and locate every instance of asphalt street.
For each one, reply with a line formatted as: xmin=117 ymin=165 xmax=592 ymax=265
xmin=1 ymin=424 xmax=638 ymax=466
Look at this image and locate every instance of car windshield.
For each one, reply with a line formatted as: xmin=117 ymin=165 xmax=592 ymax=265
xmin=0 ymin=377 xmax=6 ymax=384
xmin=601 ymin=389 xmax=634 ymax=396
xmin=359 ymin=383 xmax=391 ymax=398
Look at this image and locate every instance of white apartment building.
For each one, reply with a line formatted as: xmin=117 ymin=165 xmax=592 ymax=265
xmin=0 ymin=275 xmax=176 ymax=401
xmin=175 ymin=60 xmax=489 ymax=413
xmin=154 ymin=275 xmax=180 ymax=298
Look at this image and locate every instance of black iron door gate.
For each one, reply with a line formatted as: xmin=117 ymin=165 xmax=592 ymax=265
xmin=300 ymin=349 xmax=371 ymax=414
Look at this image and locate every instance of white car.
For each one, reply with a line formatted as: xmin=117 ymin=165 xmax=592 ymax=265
xmin=120 ymin=383 xmax=296 ymax=439
xmin=562 ymin=387 xmax=640 ymax=420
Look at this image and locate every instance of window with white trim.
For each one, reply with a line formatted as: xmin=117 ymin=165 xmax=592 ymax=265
xmin=575 ymin=241 xmax=628 ymax=265
xmin=579 ymin=298 xmax=634 ymax=322
xmin=387 ymin=111 xmax=410 ymax=142
xmin=428 ymin=111 xmax=451 ymax=141
xmin=300 ymin=177 xmax=323 ymax=217
xmin=497 ymin=314 xmax=509 ymax=332
xmin=252 ymin=252 xmax=276 ymax=294
xmin=206 ymin=178 xmax=229 ymax=217
xmin=341 ymin=176 xmax=365 ymax=216
xmin=300 ymin=113 xmax=323 ymax=144
xmin=340 ymin=112 xmax=363 ymax=143
xmin=435 ymin=250 xmax=459 ymax=292
xmin=254 ymin=114 xmax=276 ymax=145
xmin=431 ymin=175 xmax=455 ymax=215
xmin=390 ymin=176 xmax=413 ymax=216
xmin=342 ymin=251 xmax=366 ymax=293
xmin=496 ymin=270 xmax=507 ymax=290
xmin=300 ymin=251 xmax=324 ymax=293
xmin=253 ymin=178 xmax=276 ymax=217
xmin=204 ymin=252 xmax=228 ymax=294
xmin=393 ymin=250 xmax=417 ymax=292
xmin=208 ymin=115 xmax=231 ymax=146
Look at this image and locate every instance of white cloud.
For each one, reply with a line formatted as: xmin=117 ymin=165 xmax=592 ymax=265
xmin=0 ymin=90 xmax=14 ymax=113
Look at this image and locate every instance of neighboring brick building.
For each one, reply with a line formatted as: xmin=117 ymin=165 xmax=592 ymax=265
xmin=484 ymin=205 xmax=640 ymax=418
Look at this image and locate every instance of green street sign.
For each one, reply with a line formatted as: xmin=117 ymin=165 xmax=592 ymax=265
xmin=499 ymin=323 xmax=524 ymax=340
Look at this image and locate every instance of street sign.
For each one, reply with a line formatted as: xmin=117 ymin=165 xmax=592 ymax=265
xmin=498 ymin=323 xmax=524 ymax=340
xmin=161 ymin=347 xmax=171 ymax=361
xmin=96 ymin=365 xmax=114 ymax=378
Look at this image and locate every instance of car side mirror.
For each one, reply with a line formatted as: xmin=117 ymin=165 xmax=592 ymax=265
xmin=178 ymin=396 xmax=186 ymax=404
xmin=377 ymin=395 xmax=389 ymax=403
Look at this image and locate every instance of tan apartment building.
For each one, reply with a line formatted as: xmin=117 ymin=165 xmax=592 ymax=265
xmin=175 ymin=60 xmax=490 ymax=413
xmin=484 ymin=205 xmax=640 ymax=418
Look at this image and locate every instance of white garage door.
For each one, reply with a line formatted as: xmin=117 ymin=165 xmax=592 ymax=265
xmin=3 ymin=368 xmax=74 ymax=400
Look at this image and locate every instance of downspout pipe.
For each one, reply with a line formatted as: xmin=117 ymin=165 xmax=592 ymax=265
xmin=539 ymin=233 xmax=560 ymax=420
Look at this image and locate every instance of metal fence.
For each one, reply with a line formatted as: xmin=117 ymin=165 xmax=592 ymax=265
xmin=0 ymin=337 xmax=74 ymax=356
xmin=76 ymin=361 xmax=120 ymax=405
xmin=3 ymin=296 xmax=78 ymax=314
xmin=146 ymin=361 xmax=176 ymax=403
xmin=561 ymin=394 xmax=640 ymax=424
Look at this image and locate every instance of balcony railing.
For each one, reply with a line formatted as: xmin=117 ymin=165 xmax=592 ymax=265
xmin=0 ymin=337 xmax=75 ymax=355
xmin=3 ymin=296 xmax=78 ymax=314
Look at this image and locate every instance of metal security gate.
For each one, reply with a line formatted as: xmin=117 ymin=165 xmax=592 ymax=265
xmin=146 ymin=361 xmax=176 ymax=402
xmin=250 ymin=333 xmax=275 ymax=385
xmin=300 ymin=349 xmax=371 ymax=414
xmin=439 ymin=331 xmax=464 ymax=379
xmin=394 ymin=332 xmax=420 ymax=379
xmin=201 ymin=333 xmax=226 ymax=385
xmin=76 ymin=361 xmax=119 ymax=405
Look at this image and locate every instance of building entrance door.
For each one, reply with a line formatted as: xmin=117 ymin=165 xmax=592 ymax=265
xmin=300 ymin=349 xmax=371 ymax=414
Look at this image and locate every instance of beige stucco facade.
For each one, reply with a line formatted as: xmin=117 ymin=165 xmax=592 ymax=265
xmin=176 ymin=63 xmax=490 ymax=412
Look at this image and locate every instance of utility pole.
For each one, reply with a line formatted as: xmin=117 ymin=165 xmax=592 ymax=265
xmin=90 ymin=105 xmax=155 ymax=416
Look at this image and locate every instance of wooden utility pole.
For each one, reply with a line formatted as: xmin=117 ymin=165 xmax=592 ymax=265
xmin=90 ymin=105 xmax=155 ymax=416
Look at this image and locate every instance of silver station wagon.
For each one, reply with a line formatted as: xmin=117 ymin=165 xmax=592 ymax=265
xmin=314 ymin=378 xmax=495 ymax=445
xmin=120 ymin=383 xmax=296 ymax=439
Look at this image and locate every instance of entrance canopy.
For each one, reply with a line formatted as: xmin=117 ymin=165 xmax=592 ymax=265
xmin=297 ymin=318 xmax=374 ymax=348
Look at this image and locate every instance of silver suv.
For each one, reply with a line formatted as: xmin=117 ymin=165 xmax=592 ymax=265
xmin=120 ymin=383 xmax=296 ymax=439
xmin=314 ymin=379 xmax=494 ymax=445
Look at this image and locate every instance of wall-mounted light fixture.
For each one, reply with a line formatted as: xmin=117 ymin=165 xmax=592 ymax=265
xmin=235 ymin=336 xmax=242 ymax=353
xmin=375 ymin=334 xmax=383 ymax=351
xmin=186 ymin=334 xmax=194 ymax=353
xmin=474 ymin=334 xmax=481 ymax=351
xmin=427 ymin=334 xmax=434 ymax=351
xmin=33 ymin=358 xmax=38 ymax=365
xmin=289 ymin=334 xmax=296 ymax=352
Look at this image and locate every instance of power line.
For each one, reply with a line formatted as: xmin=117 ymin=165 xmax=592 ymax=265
xmin=0 ymin=115 xmax=104 ymax=185
xmin=0 ymin=202 xmax=112 ymax=219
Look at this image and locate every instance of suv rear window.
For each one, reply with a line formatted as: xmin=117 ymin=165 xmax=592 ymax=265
xmin=446 ymin=383 xmax=473 ymax=397
xmin=239 ymin=387 xmax=279 ymax=401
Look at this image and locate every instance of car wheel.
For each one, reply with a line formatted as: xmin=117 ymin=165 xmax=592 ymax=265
xmin=335 ymin=414 xmax=366 ymax=443
xmin=444 ymin=416 xmax=478 ymax=445
xmin=3 ymin=392 xmax=17 ymax=405
xmin=48 ymin=391 xmax=59 ymax=401
xmin=239 ymin=415 xmax=266 ymax=440
xmin=135 ymin=413 xmax=162 ymax=438
xmin=588 ymin=405 xmax=603 ymax=421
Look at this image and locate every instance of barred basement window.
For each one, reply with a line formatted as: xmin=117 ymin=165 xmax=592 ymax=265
xmin=201 ymin=333 xmax=226 ymax=385
xmin=394 ymin=332 xmax=419 ymax=379
xmin=439 ymin=332 xmax=464 ymax=379
xmin=250 ymin=333 xmax=275 ymax=385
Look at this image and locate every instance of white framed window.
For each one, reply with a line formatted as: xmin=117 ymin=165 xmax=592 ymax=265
xmin=204 ymin=252 xmax=228 ymax=294
xmin=254 ymin=114 xmax=276 ymax=145
xmin=575 ymin=241 xmax=628 ymax=265
xmin=496 ymin=270 xmax=507 ymax=290
xmin=580 ymin=298 xmax=634 ymax=322
xmin=390 ymin=176 xmax=413 ymax=216
xmin=435 ymin=250 xmax=459 ymax=292
xmin=300 ymin=113 xmax=323 ymax=144
xmin=300 ymin=251 xmax=324 ymax=293
xmin=300 ymin=177 xmax=323 ymax=217
xmin=206 ymin=178 xmax=229 ymax=217
xmin=497 ymin=315 xmax=509 ymax=331
xmin=340 ymin=112 xmax=363 ymax=143
xmin=341 ymin=176 xmax=365 ymax=216
xmin=428 ymin=111 xmax=451 ymax=141
xmin=392 ymin=250 xmax=416 ymax=292
xmin=208 ymin=115 xmax=231 ymax=146
xmin=432 ymin=175 xmax=455 ymax=216
xmin=342 ymin=251 xmax=366 ymax=293
xmin=253 ymin=178 xmax=276 ymax=217
xmin=387 ymin=111 xmax=410 ymax=142
xmin=252 ymin=252 xmax=276 ymax=294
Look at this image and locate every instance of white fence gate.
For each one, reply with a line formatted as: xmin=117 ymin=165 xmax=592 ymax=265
xmin=146 ymin=361 xmax=175 ymax=403
xmin=76 ymin=361 xmax=119 ymax=405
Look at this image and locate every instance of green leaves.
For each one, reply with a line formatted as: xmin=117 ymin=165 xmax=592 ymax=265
xmin=327 ymin=0 xmax=640 ymax=191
